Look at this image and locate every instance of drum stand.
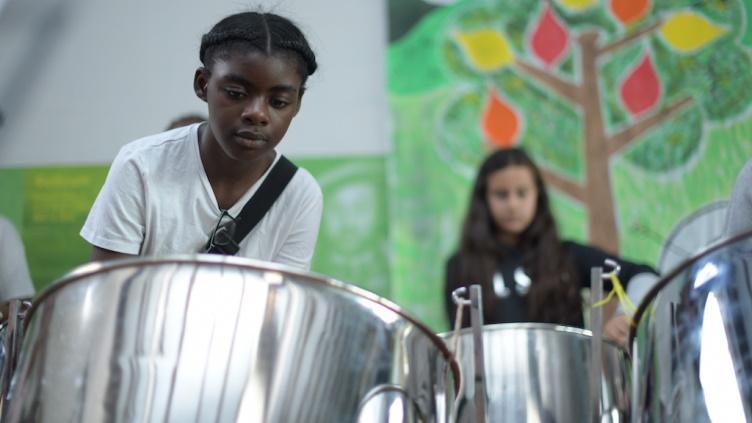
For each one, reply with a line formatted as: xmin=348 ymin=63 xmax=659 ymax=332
xmin=589 ymin=259 xmax=621 ymax=423
xmin=590 ymin=267 xmax=604 ymax=423
xmin=451 ymin=285 xmax=488 ymax=423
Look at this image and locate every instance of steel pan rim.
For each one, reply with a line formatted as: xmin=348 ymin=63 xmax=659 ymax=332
xmin=27 ymin=254 xmax=461 ymax=381
xmin=439 ymin=322 xmax=627 ymax=351
xmin=628 ymin=227 xmax=752 ymax=352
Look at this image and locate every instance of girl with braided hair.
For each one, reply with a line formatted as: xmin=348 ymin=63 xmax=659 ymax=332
xmin=81 ymin=11 xmax=323 ymax=270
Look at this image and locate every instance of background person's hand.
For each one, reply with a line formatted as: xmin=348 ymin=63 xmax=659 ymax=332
xmin=603 ymin=314 xmax=631 ymax=347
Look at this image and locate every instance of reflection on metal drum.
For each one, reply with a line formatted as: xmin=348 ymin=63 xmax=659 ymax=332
xmin=631 ymin=230 xmax=752 ymax=422
xmin=4 ymin=256 xmax=458 ymax=422
xmin=443 ymin=323 xmax=630 ymax=422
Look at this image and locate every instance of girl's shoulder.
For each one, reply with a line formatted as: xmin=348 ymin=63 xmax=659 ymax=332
xmin=561 ymin=239 xmax=599 ymax=254
xmin=445 ymin=251 xmax=473 ymax=277
xmin=117 ymin=124 xmax=196 ymax=162
xmin=274 ymin=161 xmax=323 ymax=213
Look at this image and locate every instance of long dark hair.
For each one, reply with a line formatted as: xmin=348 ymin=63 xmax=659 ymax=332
xmin=454 ymin=147 xmax=581 ymax=325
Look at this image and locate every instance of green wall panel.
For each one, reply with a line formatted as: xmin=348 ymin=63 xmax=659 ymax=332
xmin=0 ymin=156 xmax=391 ymax=299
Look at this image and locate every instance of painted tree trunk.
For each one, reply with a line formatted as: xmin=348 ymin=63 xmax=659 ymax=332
xmin=579 ymin=33 xmax=620 ymax=254
xmin=516 ymin=26 xmax=693 ymax=256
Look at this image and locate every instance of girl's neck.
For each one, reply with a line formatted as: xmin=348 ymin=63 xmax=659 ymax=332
xmin=197 ymin=124 xmax=275 ymax=209
xmin=497 ymin=232 xmax=519 ymax=247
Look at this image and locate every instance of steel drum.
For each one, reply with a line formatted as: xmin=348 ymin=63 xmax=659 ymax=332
xmin=444 ymin=323 xmax=630 ymax=422
xmin=0 ymin=297 xmax=31 ymax=416
xmin=4 ymin=256 xmax=458 ymax=422
xmin=630 ymin=230 xmax=752 ymax=422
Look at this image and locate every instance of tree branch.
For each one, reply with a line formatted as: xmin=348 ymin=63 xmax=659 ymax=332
xmin=515 ymin=59 xmax=582 ymax=105
xmin=540 ymin=167 xmax=587 ymax=203
xmin=607 ymin=96 xmax=694 ymax=155
xmin=597 ymin=20 xmax=662 ymax=57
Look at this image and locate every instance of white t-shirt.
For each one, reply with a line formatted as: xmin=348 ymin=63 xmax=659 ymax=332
xmin=81 ymin=123 xmax=323 ymax=270
xmin=0 ymin=216 xmax=35 ymax=302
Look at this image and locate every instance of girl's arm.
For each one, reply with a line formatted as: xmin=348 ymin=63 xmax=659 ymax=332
xmin=80 ymin=147 xmax=146 ymax=258
xmin=90 ymin=246 xmax=136 ymax=262
xmin=563 ymin=241 xmax=658 ymax=290
xmin=565 ymin=241 xmax=659 ymax=346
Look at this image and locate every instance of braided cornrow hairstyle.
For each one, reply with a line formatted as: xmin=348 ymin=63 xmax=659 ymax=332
xmin=200 ymin=12 xmax=317 ymax=91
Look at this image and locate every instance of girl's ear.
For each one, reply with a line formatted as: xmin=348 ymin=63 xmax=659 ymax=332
xmin=193 ymin=67 xmax=209 ymax=101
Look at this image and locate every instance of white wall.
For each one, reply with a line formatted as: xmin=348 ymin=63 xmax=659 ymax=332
xmin=0 ymin=0 xmax=389 ymax=167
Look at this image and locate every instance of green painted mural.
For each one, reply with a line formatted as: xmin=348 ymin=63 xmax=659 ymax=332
xmin=388 ymin=0 xmax=752 ymax=330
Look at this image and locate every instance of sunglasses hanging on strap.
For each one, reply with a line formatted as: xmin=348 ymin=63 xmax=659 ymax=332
xmin=203 ymin=155 xmax=298 ymax=255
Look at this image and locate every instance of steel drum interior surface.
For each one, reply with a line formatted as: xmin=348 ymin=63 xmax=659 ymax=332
xmin=5 ymin=256 xmax=457 ymax=423
xmin=444 ymin=323 xmax=630 ymax=422
xmin=631 ymin=230 xmax=752 ymax=422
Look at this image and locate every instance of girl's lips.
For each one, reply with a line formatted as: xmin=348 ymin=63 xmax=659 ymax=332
xmin=234 ymin=130 xmax=268 ymax=149
xmin=236 ymin=130 xmax=267 ymax=141
xmin=235 ymin=136 xmax=267 ymax=149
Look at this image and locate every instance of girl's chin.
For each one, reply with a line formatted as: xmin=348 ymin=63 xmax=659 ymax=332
xmin=500 ymin=223 xmax=526 ymax=233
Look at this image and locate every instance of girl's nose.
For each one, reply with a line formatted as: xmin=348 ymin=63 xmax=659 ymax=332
xmin=241 ymin=98 xmax=269 ymax=125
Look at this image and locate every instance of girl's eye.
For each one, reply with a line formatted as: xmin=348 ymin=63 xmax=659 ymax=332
xmin=495 ymin=191 xmax=508 ymax=200
xmin=270 ymin=98 xmax=291 ymax=109
xmin=517 ymin=189 xmax=527 ymax=198
xmin=224 ymin=88 xmax=245 ymax=99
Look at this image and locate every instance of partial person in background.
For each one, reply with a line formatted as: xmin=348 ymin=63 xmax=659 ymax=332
xmin=725 ymin=159 xmax=752 ymax=237
xmin=0 ymin=216 xmax=35 ymax=302
xmin=166 ymin=113 xmax=206 ymax=131
xmin=444 ymin=148 xmax=658 ymax=346
xmin=81 ymin=11 xmax=323 ymax=270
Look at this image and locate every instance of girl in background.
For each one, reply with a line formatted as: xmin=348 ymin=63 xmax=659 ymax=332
xmin=444 ymin=148 xmax=657 ymax=345
xmin=0 ymin=216 xmax=35 ymax=302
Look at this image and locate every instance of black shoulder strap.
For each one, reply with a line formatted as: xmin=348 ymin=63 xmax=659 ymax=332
xmin=231 ymin=155 xmax=298 ymax=248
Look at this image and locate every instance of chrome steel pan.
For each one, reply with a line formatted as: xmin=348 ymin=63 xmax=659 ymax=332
xmin=444 ymin=323 xmax=630 ymax=422
xmin=5 ymin=256 xmax=458 ymax=422
xmin=630 ymin=230 xmax=752 ymax=422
